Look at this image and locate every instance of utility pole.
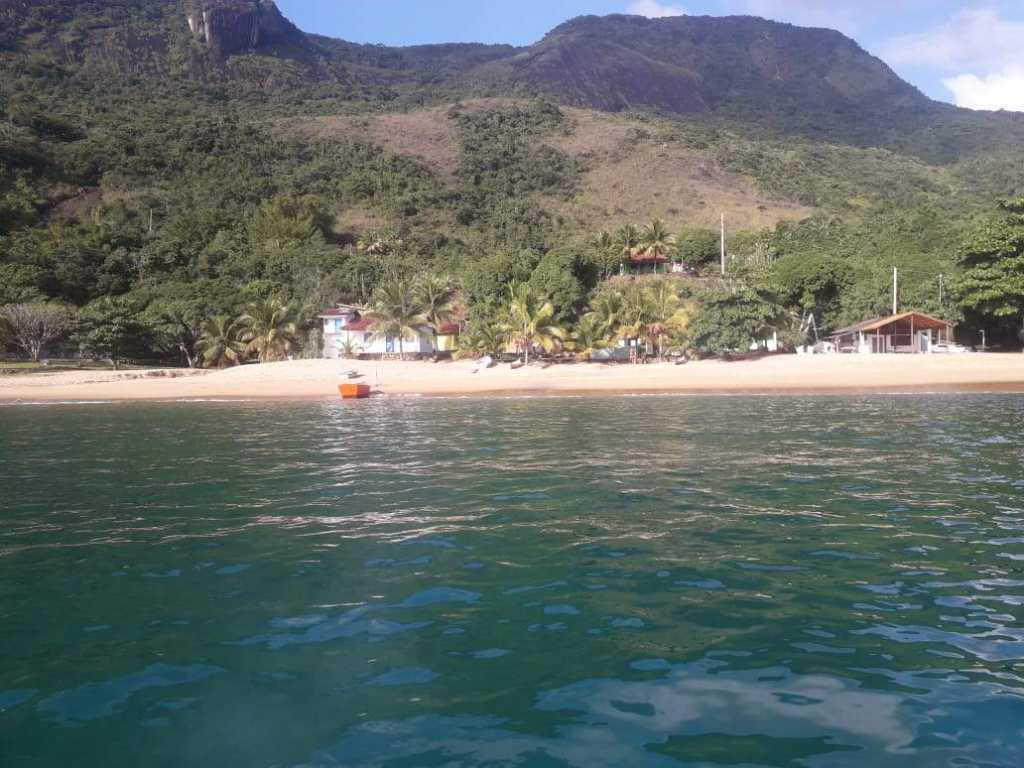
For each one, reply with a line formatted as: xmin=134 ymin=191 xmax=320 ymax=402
xmin=892 ymin=266 xmax=898 ymax=315
xmin=720 ymin=213 xmax=726 ymax=276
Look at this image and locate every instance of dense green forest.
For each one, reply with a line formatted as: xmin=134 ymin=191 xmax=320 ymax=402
xmin=2 ymin=0 xmax=1023 ymax=365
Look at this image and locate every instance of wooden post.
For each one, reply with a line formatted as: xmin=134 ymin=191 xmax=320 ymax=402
xmin=720 ymin=214 xmax=726 ymax=276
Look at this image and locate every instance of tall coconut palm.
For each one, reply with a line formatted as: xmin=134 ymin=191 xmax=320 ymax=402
xmin=237 ymin=299 xmax=300 ymax=363
xmin=636 ymin=219 xmax=677 ymax=272
xmin=415 ymin=275 xmax=457 ymax=350
xmin=366 ymin=279 xmax=427 ymax=359
xmin=504 ymin=281 xmax=564 ymax=365
xmin=618 ymin=283 xmax=654 ymax=348
xmin=614 ymin=223 xmax=641 ymax=267
xmin=196 ymin=315 xmax=246 ymax=368
xmin=588 ymin=230 xmax=620 ymax=279
xmin=642 ymin=281 xmax=683 ymax=360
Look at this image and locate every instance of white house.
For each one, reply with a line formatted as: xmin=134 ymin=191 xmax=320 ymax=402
xmin=318 ymin=306 xmax=460 ymax=359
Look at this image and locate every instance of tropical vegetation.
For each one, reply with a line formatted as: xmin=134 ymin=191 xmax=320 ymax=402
xmin=3 ymin=1 xmax=1024 ymax=369
xmin=196 ymin=316 xmax=246 ymax=368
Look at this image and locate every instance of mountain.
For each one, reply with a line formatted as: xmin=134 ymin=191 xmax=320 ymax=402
xmin=183 ymin=0 xmax=302 ymax=57
xmin=462 ymin=15 xmax=937 ymax=143
xmin=1 ymin=0 xmax=1023 ymax=337
xmin=4 ymin=1 xmax=1022 ymax=160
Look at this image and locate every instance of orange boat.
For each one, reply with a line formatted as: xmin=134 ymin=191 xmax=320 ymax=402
xmin=339 ymin=383 xmax=371 ymax=399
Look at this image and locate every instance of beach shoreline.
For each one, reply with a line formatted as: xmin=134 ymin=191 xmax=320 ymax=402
xmin=2 ymin=355 xmax=1024 ymax=403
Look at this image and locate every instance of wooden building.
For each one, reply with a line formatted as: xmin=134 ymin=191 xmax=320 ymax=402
xmin=828 ymin=312 xmax=954 ymax=354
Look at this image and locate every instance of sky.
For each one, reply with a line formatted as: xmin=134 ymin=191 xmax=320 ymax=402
xmin=275 ymin=1 xmax=1024 ymax=111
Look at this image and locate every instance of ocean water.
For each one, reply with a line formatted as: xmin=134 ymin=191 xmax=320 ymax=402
xmin=1 ymin=395 xmax=1023 ymax=767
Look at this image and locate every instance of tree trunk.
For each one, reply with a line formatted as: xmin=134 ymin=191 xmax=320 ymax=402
xmin=524 ymin=339 xmax=530 ymax=366
xmin=30 ymin=342 xmax=41 ymax=362
xmin=399 ymin=335 xmax=404 ymax=361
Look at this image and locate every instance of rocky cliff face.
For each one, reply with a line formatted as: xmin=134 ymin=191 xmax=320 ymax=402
xmin=185 ymin=0 xmax=299 ymax=57
xmin=470 ymin=14 xmax=930 ymax=118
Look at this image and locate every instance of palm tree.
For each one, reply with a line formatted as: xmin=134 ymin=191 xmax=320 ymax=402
xmin=635 ymin=219 xmax=677 ymax=272
xmin=366 ymin=279 xmax=427 ymax=360
xmin=236 ymin=299 xmax=300 ymax=363
xmin=336 ymin=337 xmax=364 ymax=360
xmin=504 ymin=281 xmax=564 ymax=365
xmin=196 ymin=315 xmax=246 ymax=368
xmin=570 ymin=314 xmax=611 ymax=360
xmin=588 ymin=230 xmax=620 ymax=279
xmin=589 ymin=291 xmax=626 ymax=339
xmin=614 ymin=223 xmax=641 ymax=269
xmin=456 ymin=317 xmax=507 ymax=359
xmin=415 ymin=275 xmax=457 ymax=351
xmin=618 ymin=283 xmax=654 ymax=353
xmin=642 ymin=281 xmax=684 ymax=360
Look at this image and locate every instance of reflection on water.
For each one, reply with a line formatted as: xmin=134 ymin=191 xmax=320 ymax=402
xmin=1 ymin=395 xmax=1023 ymax=767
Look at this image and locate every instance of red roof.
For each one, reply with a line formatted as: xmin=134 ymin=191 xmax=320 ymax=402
xmin=629 ymin=251 xmax=668 ymax=264
xmin=344 ymin=317 xmax=374 ymax=331
xmin=340 ymin=317 xmax=458 ymax=334
xmin=319 ymin=307 xmax=352 ymax=318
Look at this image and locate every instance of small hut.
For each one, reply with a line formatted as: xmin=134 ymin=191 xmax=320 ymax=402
xmin=629 ymin=250 xmax=668 ymax=273
xmin=828 ymin=311 xmax=954 ymax=354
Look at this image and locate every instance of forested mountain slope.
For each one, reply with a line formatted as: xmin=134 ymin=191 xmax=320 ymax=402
xmin=2 ymin=0 xmax=1023 ymax=354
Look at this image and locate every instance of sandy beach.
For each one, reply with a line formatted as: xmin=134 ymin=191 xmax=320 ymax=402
xmin=2 ymin=354 xmax=1024 ymax=402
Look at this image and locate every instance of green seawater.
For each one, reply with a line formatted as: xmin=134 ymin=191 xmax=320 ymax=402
xmin=1 ymin=395 xmax=1023 ymax=767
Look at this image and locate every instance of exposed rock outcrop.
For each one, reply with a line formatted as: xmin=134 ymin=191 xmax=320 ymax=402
xmin=185 ymin=0 xmax=299 ymax=57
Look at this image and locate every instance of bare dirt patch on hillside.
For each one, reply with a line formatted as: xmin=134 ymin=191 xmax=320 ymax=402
xmin=277 ymin=100 xmax=533 ymax=179
xmin=281 ymin=103 xmax=813 ymax=233
xmin=544 ymin=109 xmax=813 ymax=231
xmin=279 ymin=107 xmax=460 ymax=178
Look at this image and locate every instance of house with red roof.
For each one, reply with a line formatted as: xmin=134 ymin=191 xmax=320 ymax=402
xmin=318 ymin=306 xmax=461 ymax=359
xmin=628 ymin=249 xmax=669 ymax=272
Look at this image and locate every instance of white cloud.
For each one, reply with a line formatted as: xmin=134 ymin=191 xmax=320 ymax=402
xmin=878 ymin=8 xmax=1024 ymax=111
xmin=880 ymin=9 xmax=1024 ymax=72
xmin=944 ymin=67 xmax=1024 ymax=112
xmin=626 ymin=1 xmax=687 ymax=18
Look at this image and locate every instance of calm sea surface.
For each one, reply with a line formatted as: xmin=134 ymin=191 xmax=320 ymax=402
xmin=2 ymin=396 xmax=1024 ymax=767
